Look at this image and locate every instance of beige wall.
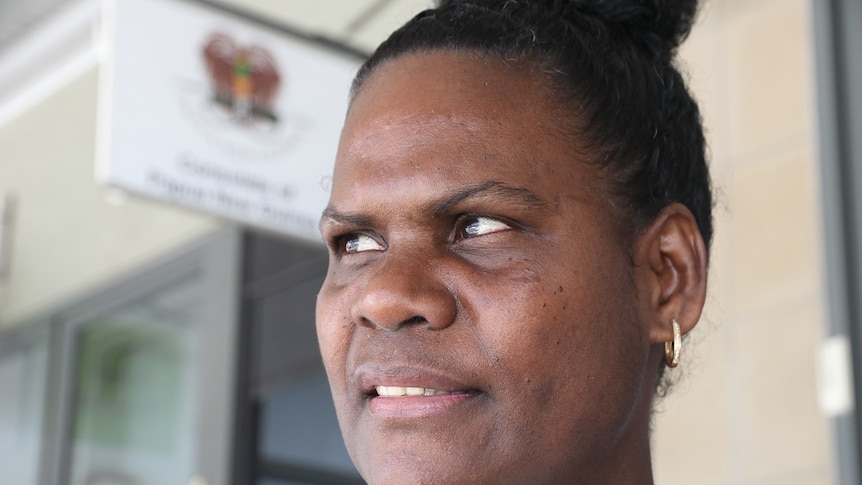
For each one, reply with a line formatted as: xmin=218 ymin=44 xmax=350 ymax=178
xmin=0 ymin=67 xmax=222 ymax=326
xmin=653 ymin=0 xmax=833 ymax=484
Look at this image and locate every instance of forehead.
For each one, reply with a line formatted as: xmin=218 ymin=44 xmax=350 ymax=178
xmin=344 ymin=52 xmax=562 ymax=142
xmin=331 ymin=51 xmax=596 ymax=209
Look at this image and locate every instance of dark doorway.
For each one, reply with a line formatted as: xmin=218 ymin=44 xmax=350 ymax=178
xmin=233 ymin=232 xmax=362 ymax=484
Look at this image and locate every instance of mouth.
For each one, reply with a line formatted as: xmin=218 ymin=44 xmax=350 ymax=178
xmin=356 ymin=365 xmax=481 ymax=418
xmin=373 ymin=386 xmax=471 ymax=397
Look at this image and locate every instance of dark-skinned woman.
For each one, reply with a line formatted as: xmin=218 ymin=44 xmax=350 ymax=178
xmin=316 ymin=1 xmax=711 ymax=483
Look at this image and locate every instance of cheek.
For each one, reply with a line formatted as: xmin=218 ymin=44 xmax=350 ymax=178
xmin=478 ymin=284 xmax=594 ymax=392
xmin=315 ymin=279 xmax=352 ymax=382
xmin=316 ymin=279 xmax=361 ymax=434
xmin=467 ymin=246 xmax=646 ymax=424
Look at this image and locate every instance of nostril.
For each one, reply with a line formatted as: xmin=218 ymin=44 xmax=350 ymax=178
xmin=372 ymin=315 xmax=428 ymax=332
xmin=402 ymin=315 xmax=426 ymax=326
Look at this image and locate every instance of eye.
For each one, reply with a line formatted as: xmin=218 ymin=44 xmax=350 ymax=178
xmin=457 ymin=216 xmax=511 ymax=240
xmin=344 ymin=233 xmax=385 ymax=253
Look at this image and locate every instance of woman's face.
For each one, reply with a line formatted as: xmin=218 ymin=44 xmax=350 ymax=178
xmin=317 ymin=52 xmax=658 ymax=484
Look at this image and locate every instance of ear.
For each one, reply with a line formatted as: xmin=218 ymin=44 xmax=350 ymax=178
xmin=632 ymin=203 xmax=708 ymax=343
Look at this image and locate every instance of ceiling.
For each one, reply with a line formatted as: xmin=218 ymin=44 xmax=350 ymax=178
xmin=0 ymin=0 xmax=71 ymax=56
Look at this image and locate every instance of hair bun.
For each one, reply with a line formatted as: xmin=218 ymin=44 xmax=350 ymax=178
xmin=437 ymin=0 xmax=699 ymax=55
xmin=567 ymin=0 xmax=699 ymax=53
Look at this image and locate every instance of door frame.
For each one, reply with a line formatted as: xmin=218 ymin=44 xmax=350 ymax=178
xmin=813 ymin=0 xmax=862 ymax=483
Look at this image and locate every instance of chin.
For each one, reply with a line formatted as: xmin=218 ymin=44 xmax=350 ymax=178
xmin=352 ymin=442 xmax=492 ymax=485
xmin=360 ymin=464 xmax=482 ymax=485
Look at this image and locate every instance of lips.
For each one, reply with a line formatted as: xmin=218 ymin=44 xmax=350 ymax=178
xmin=355 ymin=364 xmax=480 ymax=417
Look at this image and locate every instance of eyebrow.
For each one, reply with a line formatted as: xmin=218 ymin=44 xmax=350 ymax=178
xmin=319 ymin=208 xmax=372 ymax=228
xmin=319 ymin=180 xmax=550 ymax=231
xmin=429 ymin=180 xmax=549 ymax=215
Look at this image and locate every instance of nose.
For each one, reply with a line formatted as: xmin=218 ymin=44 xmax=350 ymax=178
xmin=350 ymin=254 xmax=457 ymax=332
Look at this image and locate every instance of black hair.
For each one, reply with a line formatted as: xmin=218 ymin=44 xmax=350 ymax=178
xmin=351 ymin=0 xmax=712 ymax=256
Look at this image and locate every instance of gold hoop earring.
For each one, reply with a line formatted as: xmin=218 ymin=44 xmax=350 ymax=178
xmin=665 ymin=319 xmax=681 ymax=368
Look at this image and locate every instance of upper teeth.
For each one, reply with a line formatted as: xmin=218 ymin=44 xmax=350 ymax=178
xmin=375 ymin=386 xmax=449 ymax=397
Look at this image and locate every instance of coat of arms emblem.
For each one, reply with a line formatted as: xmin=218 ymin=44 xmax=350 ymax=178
xmin=203 ymin=33 xmax=281 ymax=123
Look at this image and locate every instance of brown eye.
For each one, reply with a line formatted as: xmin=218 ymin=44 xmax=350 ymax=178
xmin=457 ymin=216 xmax=511 ymax=240
xmin=344 ymin=233 xmax=385 ymax=253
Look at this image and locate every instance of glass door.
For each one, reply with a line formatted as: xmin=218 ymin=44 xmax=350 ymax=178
xmin=50 ymin=229 xmax=241 ymax=485
xmin=64 ymin=277 xmax=200 ymax=485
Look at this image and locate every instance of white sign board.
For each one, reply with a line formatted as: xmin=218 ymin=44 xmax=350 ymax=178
xmin=97 ymin=0 xmax=362 ymax=241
